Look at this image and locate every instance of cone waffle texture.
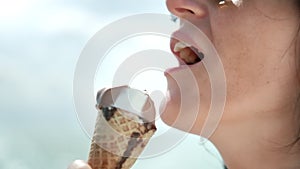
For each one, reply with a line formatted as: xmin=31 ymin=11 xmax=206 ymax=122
xmin=88 ymin=107 xmax=156 ymax=169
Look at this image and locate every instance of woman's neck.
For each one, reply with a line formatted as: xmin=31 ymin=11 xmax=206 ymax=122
xmin=210 ymin=101 xmax=300 ymax=169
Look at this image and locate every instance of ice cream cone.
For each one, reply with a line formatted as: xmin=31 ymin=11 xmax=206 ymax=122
xmin=88 ymin=86 xmax=156 ymax=169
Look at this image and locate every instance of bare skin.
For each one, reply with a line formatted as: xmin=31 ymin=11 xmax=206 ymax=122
xmin=163 ymin=0 xmax=300 ymax=168
xmin=69 ymin=0 xmax=300 ymax=168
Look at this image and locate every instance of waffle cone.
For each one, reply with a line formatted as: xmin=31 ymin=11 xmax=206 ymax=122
xmin=88 ymin=107 xmax=156 ymax=169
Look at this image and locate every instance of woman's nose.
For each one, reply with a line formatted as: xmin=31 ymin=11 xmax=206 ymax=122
xmin=166 ymin=0 xmax=207 ymax=20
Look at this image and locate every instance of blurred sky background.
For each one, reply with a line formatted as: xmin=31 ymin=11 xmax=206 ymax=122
xmin=0 ymin=0 xmax=224 ymax=168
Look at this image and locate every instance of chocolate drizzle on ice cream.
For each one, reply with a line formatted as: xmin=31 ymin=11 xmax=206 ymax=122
xmin=116 ymin=132 xmax=142 ymax=169
xmin=101 ymin=106 xmax=117 ymax=121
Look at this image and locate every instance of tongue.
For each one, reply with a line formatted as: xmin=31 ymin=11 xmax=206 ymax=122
xmin=190 ymin=46 xmax=204 ymax=62
xmin=179 ymin=47 xmax=203 ymax=65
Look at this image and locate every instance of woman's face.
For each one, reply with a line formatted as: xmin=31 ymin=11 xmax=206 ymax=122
xmin=162 ymin=0 xmax=300 ymax=136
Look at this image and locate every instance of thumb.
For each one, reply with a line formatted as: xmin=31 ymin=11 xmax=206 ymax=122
xmin=68 ymin=160 xmax=92 ymax=169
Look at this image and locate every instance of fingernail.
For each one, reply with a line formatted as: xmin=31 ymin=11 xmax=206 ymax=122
xmin=68 ymin=160 xmax=92 ymax=169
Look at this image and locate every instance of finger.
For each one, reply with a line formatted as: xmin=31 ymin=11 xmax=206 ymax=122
xmin=67 ymin=160 xmax=92 ymax=169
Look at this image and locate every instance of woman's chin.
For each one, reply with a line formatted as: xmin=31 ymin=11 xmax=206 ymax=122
xmin=160 ymin=99 xmax=179 ymax=127
xmin=160 ymin=85 xmax=211 ymax=135
xmin=162 ymin=69 xmax=210 ymax=134
xmin=160 ymin=98 xmax=201 ymax=134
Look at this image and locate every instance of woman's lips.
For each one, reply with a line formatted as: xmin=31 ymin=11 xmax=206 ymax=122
xmin=170 ymin=38 xmax=186 ymax=66
xmin=166 ymin=30 xmax=206 ymax=75
xmin=169 ymin=33 xmax=204 ymax=66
